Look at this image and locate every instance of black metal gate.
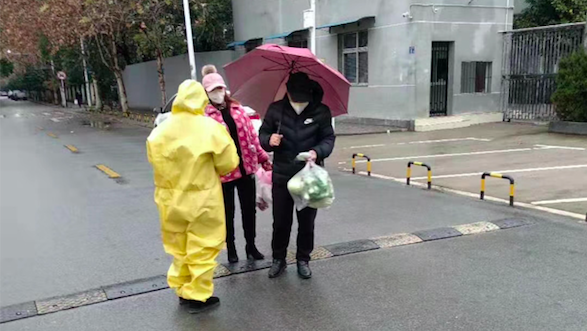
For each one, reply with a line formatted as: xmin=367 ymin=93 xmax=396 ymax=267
xmin=501 ymin=23 xmax=585 ymax=121
xmin=430 ymin=42 xmax=450 ymax=117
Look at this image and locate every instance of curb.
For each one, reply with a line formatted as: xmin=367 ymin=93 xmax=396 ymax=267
xmin=0 ymin=218 xmax=533 ymax=324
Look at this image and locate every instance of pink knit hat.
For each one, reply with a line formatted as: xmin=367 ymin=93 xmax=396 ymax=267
xmin=201 ymin=65 xmax=227 ymax=92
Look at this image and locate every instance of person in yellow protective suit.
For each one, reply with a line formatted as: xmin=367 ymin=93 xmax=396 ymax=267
xmin=147 ymin=80 xmax=239 ymax=314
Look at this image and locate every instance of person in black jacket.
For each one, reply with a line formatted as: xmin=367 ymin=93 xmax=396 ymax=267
xmin=259 ymin=72 xmax=335 ymax=279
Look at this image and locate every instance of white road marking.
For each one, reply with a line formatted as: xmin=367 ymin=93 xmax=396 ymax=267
xmin=50 ymin=118 xmax=61 ymax=122
xmin=342 ymin=137 xmax=492 ymax=150
xmin=343 ymin=144 xmax=386 ymax=150
xmin=348 ymin=169 xmax=586 ymax=221
xmin=532 ymin=197 xmax=587 ymax=205
xmin=43 ymin=112 xmax=51 ymax=116
xmin=534 ymin=144 xmax=586 ymax=151
xmin=354 ymin=148 xmax=533 ymax=163
xmin=408 ymin=137 xmax=492 ymax=144
xmin=410 ymin=164 xmax=587 ymax=180
xmin=14 ymin=113 xmax=21 ymax=117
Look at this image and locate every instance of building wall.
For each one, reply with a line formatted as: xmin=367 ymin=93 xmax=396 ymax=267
xmin=122 ymin=51 xmax=237 ymax=110
xmin=231 ymin=0 xmax=513 ymax=120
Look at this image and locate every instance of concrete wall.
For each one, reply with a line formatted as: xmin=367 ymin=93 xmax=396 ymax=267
xmin=122 ymin=51 xmax=237 ymax=110
xmin=231 ymin=0 xmax=513 ymax=120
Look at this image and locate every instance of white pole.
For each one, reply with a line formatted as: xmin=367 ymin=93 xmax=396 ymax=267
xmin=80 ymin=37 xmax=92 ymax=106
xmin=504 ymin=0 xmax=510 ymax=31
xmin=310 ymin=0 xmax=316 ymax=54
xmin=182 ymin=0 xmax=197 ymax=80
xmin=309 ymin=0 xmax=335 ymax=130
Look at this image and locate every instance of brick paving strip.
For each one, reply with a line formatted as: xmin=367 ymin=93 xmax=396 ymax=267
xmin=0 ymin=218 xmax=532 ymax=324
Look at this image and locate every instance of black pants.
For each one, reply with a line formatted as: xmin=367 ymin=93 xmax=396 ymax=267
xmin=272 ymin=183 xmax=317 ymax=262
xmin=222 ymin=175 xmax=257 ymax=245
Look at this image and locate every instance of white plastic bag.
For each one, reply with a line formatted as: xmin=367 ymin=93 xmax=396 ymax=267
xmin=255 ymin=168 xmax=272 ymax=211
xmin=287 ymin=161 xmax=334 ymax=210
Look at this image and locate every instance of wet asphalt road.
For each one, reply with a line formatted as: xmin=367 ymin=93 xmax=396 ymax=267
xmin=1 ymin=99 xmax=586 ymax=330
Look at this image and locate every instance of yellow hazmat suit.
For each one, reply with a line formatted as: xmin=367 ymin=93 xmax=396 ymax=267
xmin=147 ymin=80 xmax=239 ymax=302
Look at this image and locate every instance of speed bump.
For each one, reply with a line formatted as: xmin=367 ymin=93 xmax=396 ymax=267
xmin=372 ymin=233 xmax=423 ymax=248
xmin=323 ymin=239 xmax=379 ymax=256
xmin=413 ymin=227 xmax=462 ymax=241
xmin=36 ymin=289 xmax=106 ymax=314
xmin=103 ymin=276 xmax=168 ymax=300
xmin=0 ymin=302 xmax=37 ymax=323
xmin=224 ymin=259 xmax=272 ymax=275
xmin=454 ymin=221 xmax=500 ymax=235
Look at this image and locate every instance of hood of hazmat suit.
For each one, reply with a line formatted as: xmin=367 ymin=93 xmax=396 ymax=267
xmin=147 ymin=80 xmax=239 ymax=301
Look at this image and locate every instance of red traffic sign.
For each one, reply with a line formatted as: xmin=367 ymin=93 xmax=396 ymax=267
xmin=57 ymin=71 xmax=67 ymax=80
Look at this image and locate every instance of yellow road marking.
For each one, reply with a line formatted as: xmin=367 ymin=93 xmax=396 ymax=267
xmin=65 ymin=145 xmax=79 ymax=153
xmin=95 ymin=164 xmax=121 ymax=178
xmin=47 ymin=132 xmax=58 ymax=138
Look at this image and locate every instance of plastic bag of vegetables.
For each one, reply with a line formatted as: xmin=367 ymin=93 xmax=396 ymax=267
xmin=287 ymin=160 xmax=334 ymax=210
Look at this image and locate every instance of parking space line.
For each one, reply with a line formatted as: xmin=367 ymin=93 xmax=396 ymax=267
xmin=352 ymin=147 xmax=533 ymax=164
xmin=534 ymin=144 xmax=586 ymax=151
xmin=95 ymin=165 xmax=121 ymax=178
xmin=344 ymin=144 xmax=386 ymax=150
xmin=410 ymin=164 xmax=587 ymax=180
xmin=342 ymin=137 xmax=492 ymax=150
xmin=532 ymin=197 xmax=587 ymax=205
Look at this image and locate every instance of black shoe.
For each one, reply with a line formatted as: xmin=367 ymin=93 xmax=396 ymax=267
xmin=184 ymin=297 xmax=220 ymax=314
xmin=297 ymin=261 xmax=312 ymax=279
xmin=227 ymin=242 xmax=239 ymax=263
xmin=268 ymin=259 xmax=287 ymax=278
xmin=245 ymin=244 xmax=265 ymax=260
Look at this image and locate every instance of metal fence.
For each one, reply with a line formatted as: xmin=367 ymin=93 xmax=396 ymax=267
xmin=501 ymin=23 xmax=586 ymax=121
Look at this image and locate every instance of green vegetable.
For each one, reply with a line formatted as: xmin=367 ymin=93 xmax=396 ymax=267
xmin=287 ymin=177 xmax=305 ymax=195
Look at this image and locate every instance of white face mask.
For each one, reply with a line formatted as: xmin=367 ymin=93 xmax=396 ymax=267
xmin=288 ymin=95 xmax=309 ymax=115
xmin=208 ymin=89 xmax=225 ymax=105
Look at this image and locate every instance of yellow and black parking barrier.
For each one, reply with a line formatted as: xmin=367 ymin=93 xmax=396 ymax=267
xmin=407 ymin=161 xmax=432 ymax=189
xmin=481 ymin=172 xmax=515 ymax=206
xmin=352 ymin=153 xmax=371 ymax=176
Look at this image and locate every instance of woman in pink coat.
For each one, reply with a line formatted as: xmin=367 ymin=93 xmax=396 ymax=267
xmin=202 ymin=65 xmax=272 ymax=263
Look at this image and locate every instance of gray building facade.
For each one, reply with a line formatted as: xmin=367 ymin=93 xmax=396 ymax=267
xmin=231 ymin=0 xmax=514 ymax=121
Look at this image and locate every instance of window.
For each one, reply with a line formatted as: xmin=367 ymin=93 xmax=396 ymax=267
xmin=288 ymin=39 xmax=308 ymax=48
xmin=461 ymin=61 xmax=492 ymax=93
xmin=245 ymin=39 xmax=263 ymax=53
xmin=339 ymin=31 xmax=368 ymax=84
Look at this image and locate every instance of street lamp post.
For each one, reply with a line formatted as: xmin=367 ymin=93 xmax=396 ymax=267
xmin=310 ymin=0 xmax=316 ymax=54
xmin=182 ymin=0 xmax=197 ymax=80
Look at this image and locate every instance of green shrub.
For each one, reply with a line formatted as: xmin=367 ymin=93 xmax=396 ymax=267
xmin=552 ymin=50 xmax=587 ymax=122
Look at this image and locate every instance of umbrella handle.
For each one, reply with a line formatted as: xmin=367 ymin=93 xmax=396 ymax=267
xmin=276 ymin=109 xmax=284 ymax=134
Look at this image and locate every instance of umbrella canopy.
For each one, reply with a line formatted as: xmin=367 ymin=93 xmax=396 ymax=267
xmin=223 ymin=44 xmax=350 ymax=117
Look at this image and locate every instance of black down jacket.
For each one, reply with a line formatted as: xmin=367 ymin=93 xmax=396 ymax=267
xmin=259 ymin=82 xmax=336 ymax=185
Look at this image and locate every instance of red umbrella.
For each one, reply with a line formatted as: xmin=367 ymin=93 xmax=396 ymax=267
xmin=223 ymin=44 xmax=350 ymax=117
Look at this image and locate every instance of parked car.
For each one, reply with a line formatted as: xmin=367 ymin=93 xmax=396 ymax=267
xmin=0 ymin=91 xmax=8 ymax=97
xmin=8 ymin=90 xmax=27 ymax=101
xmin=153 ymin=94 xmax=262 ymax=132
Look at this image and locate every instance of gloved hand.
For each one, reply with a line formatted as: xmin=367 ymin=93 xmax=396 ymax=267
xmin=296 ymin=150 xmax=317 ymax=162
